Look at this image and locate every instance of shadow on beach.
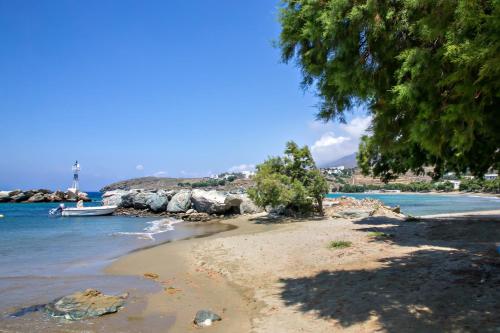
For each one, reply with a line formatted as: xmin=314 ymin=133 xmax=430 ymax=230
xmin=278 ymin=214 xmax=500 ymax=332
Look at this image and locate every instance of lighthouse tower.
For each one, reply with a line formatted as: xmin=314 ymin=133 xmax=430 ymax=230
xmin=70 ymin=161 xmax=80 ymax=193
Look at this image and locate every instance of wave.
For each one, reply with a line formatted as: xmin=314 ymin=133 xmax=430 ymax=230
xmin=114 ymin=218 xmax=182 ymax=240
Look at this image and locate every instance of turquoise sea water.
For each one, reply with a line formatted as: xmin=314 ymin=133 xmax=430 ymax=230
xmin=0 ymin=193 xmax=228 ymax=316
xmin=327 ymin=193 xmax=500 ymax=216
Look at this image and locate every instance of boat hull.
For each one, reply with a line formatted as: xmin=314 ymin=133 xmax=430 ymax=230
xmin=61 ymin=206 xmax=117 ymax=217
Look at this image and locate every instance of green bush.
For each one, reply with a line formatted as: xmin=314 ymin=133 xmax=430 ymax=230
xmin=248 ymin=141 xmax=328 ymax=214
xmin=328 ymin=241 xmax=352 ymax=249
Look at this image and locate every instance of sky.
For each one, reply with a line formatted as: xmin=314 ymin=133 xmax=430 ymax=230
xmin=0 ymin=0 xmax=370 ymax=191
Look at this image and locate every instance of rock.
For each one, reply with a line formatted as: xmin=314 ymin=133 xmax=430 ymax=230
xmin=146 ymin=192 xmax=169 ymax=212
xmin=237 ymin=194 xmax=263 ymax=214
xmin=143 ymin=272 xmax=159 ymax=280
xmin=167 ymin=190 xmax=192 ymax=213
xmin=0 ymin=191 xmax=10 ymax=202
xmin=10 ymin=191 xmax=31 ymax=202
xmin=77 ymin=192 xmax=91 ymax=202
xmin=44 ymin=289 xmax=127 ymax=320
xmin=27 ymin=192 xmax=46 ymax=202
xmin=102 ymin=190 xmax=128 ymax=207
xmin=194 ymin=310 xmax=221 ymax=327
xmin=8 ymin=190 xmax=22 ymax=197
xmin=336 ymin=209 xmax=373 ymax=219
xmin=65 ymin=190 xmax=78 ymax=202
xmin=186 ymin=208 xmax=196 ymax=214
xmin=132 ymin=192 xmax=153 ymax=210
xmin=182 ymin=212 xmax=210 ymax=222
xmin=191 ymin=190 xmax=231 ymax=214
xmin=52 ymin=190 xmax=66 ymax=202
xmin=391 ymin=205 xmax=401 ymax=214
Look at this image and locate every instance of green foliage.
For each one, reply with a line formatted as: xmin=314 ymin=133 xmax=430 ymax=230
xmin=279 ymin=1 xmax=500 ymax=180
xmin=459 ymin=178 xmax=500 ymax=193
xmin=338 ymin=181 xmax=453 ymax=193
xmin=248 ymin=141 xmax=329 ymax=214
xmin=328 ymin=240 xmax=352 ymax=249
xmin=191 ymin=179 xmax=227 ymax=188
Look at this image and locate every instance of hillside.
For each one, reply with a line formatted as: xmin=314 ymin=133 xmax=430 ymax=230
xmin=100 ymin=176 xmax=255 ymax=192
xmin=322 ymin=152 xmax=357 ymax=168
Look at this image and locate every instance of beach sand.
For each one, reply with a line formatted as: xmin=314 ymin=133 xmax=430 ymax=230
xmin=105 ymin=210 xmax=500 ymax=333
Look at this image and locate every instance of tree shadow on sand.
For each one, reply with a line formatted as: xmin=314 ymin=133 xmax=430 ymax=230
xmin=279 ymin=214 xmax=500 ymax=332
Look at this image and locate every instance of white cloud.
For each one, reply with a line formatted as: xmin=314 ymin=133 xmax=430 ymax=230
xmin=135 ymin=164 xmax=144 ymax=171
xmin=228 ymin=164 xmax=255 ymax=173
xmin=340 ymin=116 xmax=372 ymax=137
xmin=153 ymin=171 xmax=167 ymax=177
xmin=309 ymin=116 xmax=372 ymax=166
xmin=311 ymin=133 xmax=350 ymax=149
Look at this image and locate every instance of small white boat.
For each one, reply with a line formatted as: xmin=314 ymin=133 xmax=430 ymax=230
xmin=61 ymin=205 xmax=117 ymax=217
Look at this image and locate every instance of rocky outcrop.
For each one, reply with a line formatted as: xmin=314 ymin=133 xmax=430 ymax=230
xmin=324 ymin=196 xmax=406 ymax=220
xmin=0 ymin=189 xmax=92 ymax=203
xmin=167 ymin=190 xmax=192 ymax=212
xmin=102 ymin=188 xmax=262 ymax=218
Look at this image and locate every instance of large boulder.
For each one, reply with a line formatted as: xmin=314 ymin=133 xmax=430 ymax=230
xmin=238 ymin=194 xmax=263 ymax=214
xmin=167 ymin=190 xmax=192 ymax=213
xmin=65 ymin=190 xmax=78 ymax=202
xmin=0 ymin=191 xmax=10 ymax=202
xmin=146 ymin=192 xmax=169 ymax=212
xmin=102 ymin=190 xmax=129 ymax=207
xmin=27 ymin=192 xmax=47 ymax=202
xmin=44 ymin=289 xmax=127 ymax=320
xmin=191 ymin=190 xmax=233 ymax=214
xmin=49 ymin=191 xmax=66 ymax=202
xmin=132 ymin=192 xmax=153 ymax=210
xmin=10 ymin=191 xmax=31 ymax=202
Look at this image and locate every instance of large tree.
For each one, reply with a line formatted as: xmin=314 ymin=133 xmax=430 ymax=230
xmin=279 ymin=0 xmax=500 ymax=181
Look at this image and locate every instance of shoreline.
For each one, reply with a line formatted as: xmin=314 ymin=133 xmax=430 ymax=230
xmin=105 ymin=214 xmax=272 ymax=332
xmin=331 ymin=190 xmax=500 ymax=198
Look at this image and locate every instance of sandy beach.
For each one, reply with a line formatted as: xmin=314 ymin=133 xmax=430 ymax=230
xmin=106 ymin=210 xmax=500 ymax=333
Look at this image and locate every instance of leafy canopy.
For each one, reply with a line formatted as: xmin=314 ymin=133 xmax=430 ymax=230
xmin=279 ymin=0 xmax=500 ymax=180
xmin=248 ymin=141 xmax=329 ymax=214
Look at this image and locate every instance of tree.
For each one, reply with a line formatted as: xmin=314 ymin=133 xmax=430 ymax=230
xmin=248 ymin=141 xmax=329 ymax=214
xmin=279 ymin=0 xmax=500 ymax=181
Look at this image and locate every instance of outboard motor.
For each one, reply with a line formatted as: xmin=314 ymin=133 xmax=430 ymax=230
xmin=49 ymin=204 xmax=64 ymax=216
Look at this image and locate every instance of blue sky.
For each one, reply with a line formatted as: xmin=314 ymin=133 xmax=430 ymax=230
xmin=0 ymin=0 xmax=370 ymax=191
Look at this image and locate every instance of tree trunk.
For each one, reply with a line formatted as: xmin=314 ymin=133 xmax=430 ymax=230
xmin=317 ymin=196 xmax=324 ymax=215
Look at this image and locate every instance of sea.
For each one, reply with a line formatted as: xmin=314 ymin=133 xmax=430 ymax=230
xmin=326 ymin=192 xmax=500 ymax=216
xmin=0 ymin=191 xmax=499 ymax=328
xmin=0 ymin=192 xmax=232 ymax=323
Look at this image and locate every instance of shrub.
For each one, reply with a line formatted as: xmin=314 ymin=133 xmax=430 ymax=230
xmin=248 ymin=141 xmax=328 ymax=214
xmin=328 ymin=241 xmax=352 ymax=249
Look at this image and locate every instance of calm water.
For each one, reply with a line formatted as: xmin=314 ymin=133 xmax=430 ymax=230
xmin=0 ymin=192 xmax=229 ymax=316
xmin=327 ymin=193 xmax=500 ymax=216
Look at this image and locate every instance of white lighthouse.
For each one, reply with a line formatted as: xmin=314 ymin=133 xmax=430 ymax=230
xmin=69 ymin=161 xmax=80 ymax=193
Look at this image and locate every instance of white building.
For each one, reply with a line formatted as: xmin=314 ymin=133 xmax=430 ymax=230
xmin=485 ymin=173 xmax=498 ymax=180
xmin=449 ymin=180 xmax=461 ymax=190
